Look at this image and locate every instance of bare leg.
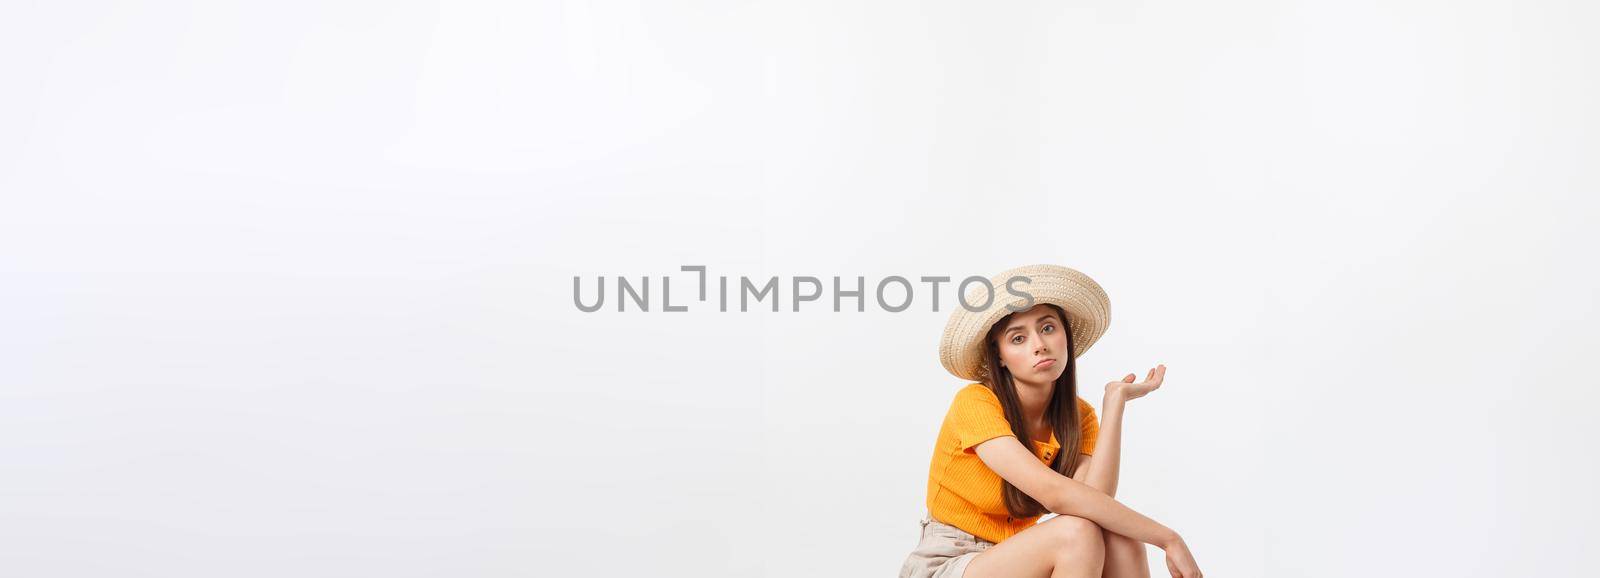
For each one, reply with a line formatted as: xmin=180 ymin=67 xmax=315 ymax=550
xmin=963 ymin=515 xmax=1106 ymax=578
xmin=1100 ymin=529 xmax=1151 ymax=578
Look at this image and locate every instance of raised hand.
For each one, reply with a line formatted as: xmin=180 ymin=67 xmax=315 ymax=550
xmin=1105 ymin=363 xmax=1166 ymax=402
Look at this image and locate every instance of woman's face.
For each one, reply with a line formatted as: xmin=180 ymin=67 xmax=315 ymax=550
xmin=993 ymin=304 xmax=1069 ymax=386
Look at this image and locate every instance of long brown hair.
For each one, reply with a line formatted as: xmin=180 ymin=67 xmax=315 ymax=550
xmin=981 ymin=303 xmax=1084 ymax=519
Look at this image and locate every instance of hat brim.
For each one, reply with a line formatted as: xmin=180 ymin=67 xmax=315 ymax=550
xmin=938 ymin=265 xmax=1111 ymax=382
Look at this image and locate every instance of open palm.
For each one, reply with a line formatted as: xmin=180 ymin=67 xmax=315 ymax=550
xmin=1106 ymin=364 xmax=1165 ymax=401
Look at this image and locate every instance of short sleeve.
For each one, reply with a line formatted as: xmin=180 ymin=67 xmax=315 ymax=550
xmin=1077 ymin=398 xmax=1100 ymax=455
xmin=949 ymin=386 xmax=1017 ymax=452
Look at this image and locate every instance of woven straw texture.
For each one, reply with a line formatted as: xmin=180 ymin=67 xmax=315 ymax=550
xmin=938 ymin=264 xmax=1111 ymax=382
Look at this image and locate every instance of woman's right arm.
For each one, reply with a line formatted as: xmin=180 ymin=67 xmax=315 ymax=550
xmin=974 ymin=436 xmax=1202 ymax=577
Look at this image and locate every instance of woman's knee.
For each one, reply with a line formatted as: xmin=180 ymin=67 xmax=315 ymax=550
xmin=1044 ymin=515 xmax=1106 ymax=561
xmin=1104 ymin=529 xmax=1147 ymax=558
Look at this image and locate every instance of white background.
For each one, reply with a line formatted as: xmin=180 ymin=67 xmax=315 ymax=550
xmin=4 ymin=1 xmax=1598 ymax=576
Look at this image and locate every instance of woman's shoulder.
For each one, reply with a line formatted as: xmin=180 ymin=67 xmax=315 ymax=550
xmin=950 ymin=384 xmax=1089 ymax=409
xmin=953 ymin=382 xmax=996 ymax=403
xmin=1076 ymin=396 xmax=1098 ymax=425
xmin=943 ymin=383 xmax=1001 ymax=416
xmin=1076 ymin=395 xmax=1096 ymax=413
xmin=956 ymin=382 xmax=988 ymax=394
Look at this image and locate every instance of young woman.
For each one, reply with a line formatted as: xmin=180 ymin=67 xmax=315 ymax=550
xmin=899 ymin=264 xmax=1203 ymax=578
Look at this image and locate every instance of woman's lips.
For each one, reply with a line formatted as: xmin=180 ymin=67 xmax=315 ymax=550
xmin=1034 ymin=358 xmax=1056 ymax=369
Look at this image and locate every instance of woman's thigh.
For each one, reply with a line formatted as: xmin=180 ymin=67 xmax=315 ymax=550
xmin=961 ymin=515 xmax=1104 ymax=578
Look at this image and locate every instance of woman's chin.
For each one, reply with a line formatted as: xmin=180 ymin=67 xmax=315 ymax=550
xmin=1017 ymin=368 xmax=1064 ymax=386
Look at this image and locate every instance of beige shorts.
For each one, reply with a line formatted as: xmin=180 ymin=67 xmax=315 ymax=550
xmin=897 ymin=511 xmax=996 ymax=578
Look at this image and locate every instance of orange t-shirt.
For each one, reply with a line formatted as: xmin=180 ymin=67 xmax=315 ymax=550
xmin=924 ymin=383 xmax=1099 ymax=544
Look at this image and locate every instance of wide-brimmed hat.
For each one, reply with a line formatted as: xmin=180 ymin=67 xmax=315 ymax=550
xmin=938 ymin=264 xmax=1111 ymax=382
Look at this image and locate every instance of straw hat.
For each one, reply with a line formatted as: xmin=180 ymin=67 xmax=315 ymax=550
xmin=938 ymin=264 xmax=1111 ymax=382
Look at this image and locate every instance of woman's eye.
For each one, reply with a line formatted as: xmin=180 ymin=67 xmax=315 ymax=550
xmin=1011 ymin=335 xmax=1024 ymax=344
xmin=1042 ymin=324 xmax=1055 ymax=333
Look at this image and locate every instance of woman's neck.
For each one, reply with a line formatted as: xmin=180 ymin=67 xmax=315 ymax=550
xmin=1013 ymin=378 xmax=1053 ymax=435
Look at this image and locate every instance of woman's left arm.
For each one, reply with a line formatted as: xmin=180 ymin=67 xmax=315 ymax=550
xmin=1081 ymin=392 xmax=1127 ymax=497
xmin=1075 ymin=364 xmax=1166 ymax=499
